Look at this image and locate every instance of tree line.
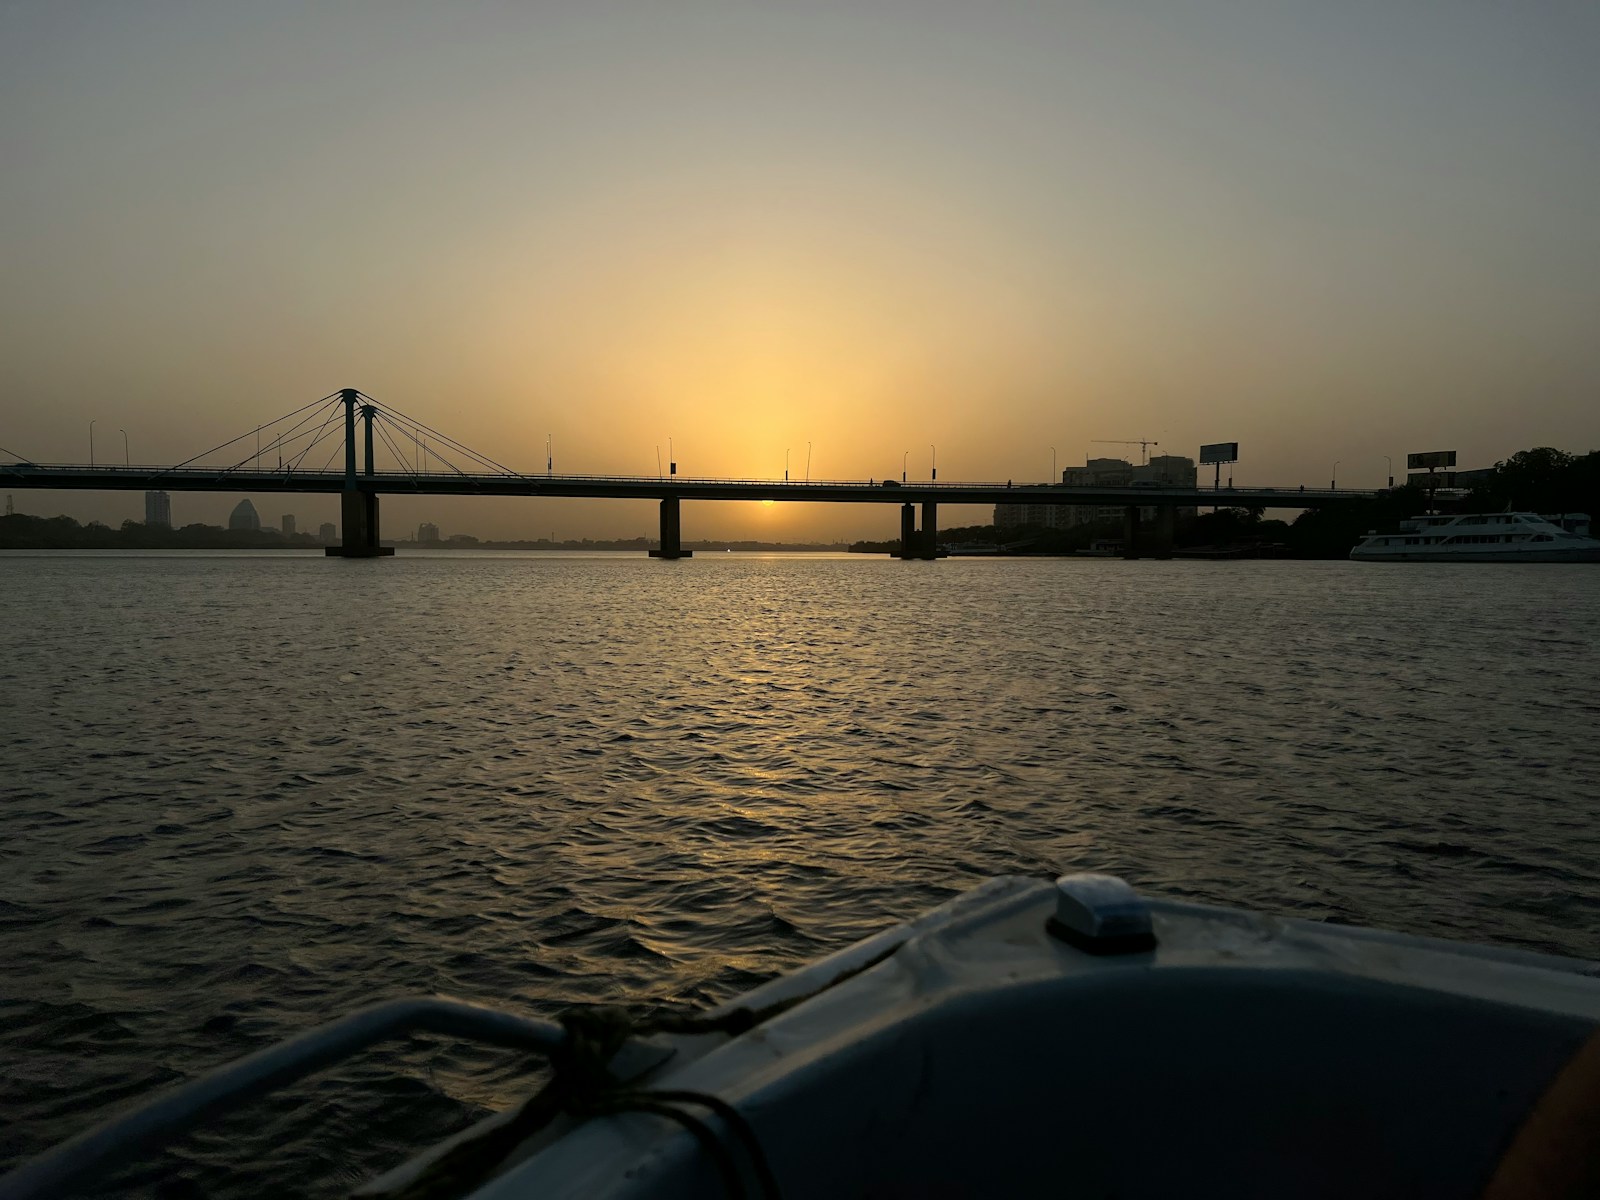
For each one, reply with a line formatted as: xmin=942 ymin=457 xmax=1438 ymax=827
xmin=0 ymin=514 xmax=328 ymax=550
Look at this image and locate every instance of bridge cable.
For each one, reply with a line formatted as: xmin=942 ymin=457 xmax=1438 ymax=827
xmin=367 ymin=402 xmax=513 ymax=476
xmin=360 ymin=394 xmax=522 ymax=477
xmin=315 ymin=435 xmax=346 ymax=476
xmin=375 ymin=412 xmax=472 ymax=479
xmin=209 ymin=398 xmax=348 ymax=478
xmin=255 ymin=397 xmax=346 ymax=472
xmin=371 ymin=418 xmax=421 ymax=486
xmin=239 ymin=397 xmax=348 ymax=476
xmin=374 ymin=413 xmax=445 ymax=477
xmin=373 ymin=408 xmax=490 ymax=478
xmin=146 ymin=392 xmax=342 ymax=480
xmin=369 ymin=411 xmax=421 ymax=473
xmin=284 ymin=401 xmax=349 ymax=474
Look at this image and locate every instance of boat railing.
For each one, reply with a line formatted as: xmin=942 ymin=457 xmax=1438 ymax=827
xmin=0 ymin=997 xmax=644 ymax=1200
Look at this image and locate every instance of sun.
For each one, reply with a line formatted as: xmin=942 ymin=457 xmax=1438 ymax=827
xmin=761 ymin=499 xmax=775 ymax=506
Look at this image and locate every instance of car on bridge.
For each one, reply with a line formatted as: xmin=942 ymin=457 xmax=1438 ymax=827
xmin=881 ymin=479 xmax=901 ymax=488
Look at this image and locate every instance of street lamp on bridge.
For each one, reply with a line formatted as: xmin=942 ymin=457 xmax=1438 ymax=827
xmin=806 ymin=441 xmax=812 ymax=483
xmin=1382 ymin=455 xmax=1393 ymax=488
xmin=931 ymin=444 xmax=936 ymax=482
xmin=120 ymin=429 xmax=129 ymax=468
xmin=1332 ymin=461 xmax=1340 ymax=490
xmin=902 ymin=450 xmax=908 ymax=483
xmin=1051 ymin=446 xmax=1056 ymax=483
xmin=785 ymin=448 xmax=789 ymax=481
xmin=89 ymin=419 xmax=96 ymax=467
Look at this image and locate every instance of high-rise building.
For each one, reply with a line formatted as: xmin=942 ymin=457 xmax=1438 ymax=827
xmin=418 ymin=522 xmax=441 ymax=544
xmin=145 ymin=490 xmax=172 ymax=528
xmin=281 ymin=514 xmax=296 ymax=537
xmin=228 ymin=499 xmax=261 ymax=531
xmin=319 ymin=522 xmax=337 ymax=543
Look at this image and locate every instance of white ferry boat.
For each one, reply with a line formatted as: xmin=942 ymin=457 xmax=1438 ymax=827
xmin=1350 ymin=512 xmax=1600 ymax=563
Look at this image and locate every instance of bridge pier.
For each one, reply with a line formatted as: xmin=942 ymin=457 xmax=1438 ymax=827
xmin=1153 ymin=506 xmax=1176 ymax=559
xmin=896 ymin=500 xmax=942 ymax=559
xmin=1122 ymin=506 xmax=1140 ymax=559
xmin=326 ymin=490 xmax=392 ymax=556
xmin=648 ymin=495 xmax=692 ymax=558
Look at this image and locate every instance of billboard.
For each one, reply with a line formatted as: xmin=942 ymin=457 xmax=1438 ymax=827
xmin=1407 ymin=450 xmax=1456 ymax=470
xmin=1408 ymin=471 xmax=1456 ymax=488
xmin=1199 ymin=442 xmax=1239 ymax=464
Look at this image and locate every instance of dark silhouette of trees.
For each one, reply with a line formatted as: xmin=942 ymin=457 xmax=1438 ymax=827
xmin=1467 ymin=448 xmax=1598 ymax=516
xmin=0 ymin=514 xmax=325 ymax=550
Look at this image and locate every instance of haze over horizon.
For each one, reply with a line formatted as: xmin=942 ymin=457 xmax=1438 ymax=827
xmin=3 ymin=1 xmax=1598 ymax=540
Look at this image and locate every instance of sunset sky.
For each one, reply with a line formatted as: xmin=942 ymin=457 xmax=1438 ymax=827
xmin=3 ymin=2 xmax=1598 ymax=541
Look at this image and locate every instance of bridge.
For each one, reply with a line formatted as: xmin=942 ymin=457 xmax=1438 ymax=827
xmin=2 ymin=389 xmax=1379 ymax=559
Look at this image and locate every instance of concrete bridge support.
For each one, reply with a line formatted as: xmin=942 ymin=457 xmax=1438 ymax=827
xmin=1120 ymin=506 xmax=1175 ymax=560
xmin=896 ymin=501 xmax=942 ymax=559
xmin=327 ymin=489 xmax=391 ymax=557
xmin=649 ymin=495 xmax=692 ymax=558
xmin=1154 ymin=506 xmax=1176 ymax=559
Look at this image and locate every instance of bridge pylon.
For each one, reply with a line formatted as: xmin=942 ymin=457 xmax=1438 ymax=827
xmin=326 ymin=389 xmax=393 ymax=557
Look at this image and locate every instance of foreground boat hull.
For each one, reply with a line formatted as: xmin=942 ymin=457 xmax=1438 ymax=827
xmin=11 ymin=876 xmax=1600 ymax=1199
xmin=371 ymin=877 xmax=1600 ymax=1200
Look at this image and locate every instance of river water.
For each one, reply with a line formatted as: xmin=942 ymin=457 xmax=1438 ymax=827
xmin=2 ymin=551 xmax=1598 ymax=1196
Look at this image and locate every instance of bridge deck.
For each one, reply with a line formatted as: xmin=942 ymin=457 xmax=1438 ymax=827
xmin=0 ymin=465 xmax=1376 ymax=508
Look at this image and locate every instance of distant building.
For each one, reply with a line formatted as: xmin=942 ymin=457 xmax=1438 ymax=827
xmin=318 ymin=521 xmax=337 ymax=543
xmin=228 ymin=499 xmax=261 ymax=532
xmin=281 ymin=514 xmax=296 ymax=537
xmin=418 ymin=521 xmax=441 ymax=544
xmin=145 ymin=490 xmax=172 ymax=528
xmin=995 ymin=455 xmax=1198 ymax=531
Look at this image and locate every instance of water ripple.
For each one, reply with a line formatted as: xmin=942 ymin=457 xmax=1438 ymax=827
xmin=1 ymin=552 xmax=1597 ymax=1197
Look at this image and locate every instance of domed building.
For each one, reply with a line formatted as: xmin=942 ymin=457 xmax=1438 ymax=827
xmin=228 ymin=499 xmax=261 ymax=532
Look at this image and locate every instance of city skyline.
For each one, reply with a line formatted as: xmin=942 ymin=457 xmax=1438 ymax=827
xmin=3 ymin=3 xmax=1598 ymax=540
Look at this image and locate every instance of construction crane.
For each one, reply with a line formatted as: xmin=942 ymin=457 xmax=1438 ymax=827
xmin=1092 ymin=439 xmax=1159 ymax=465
